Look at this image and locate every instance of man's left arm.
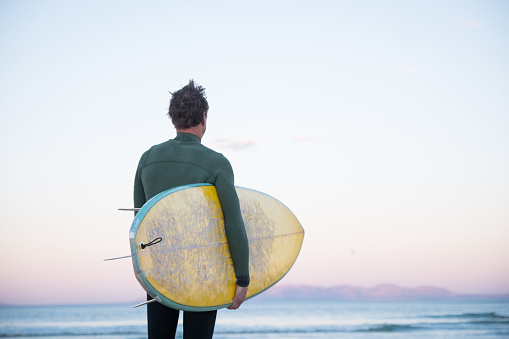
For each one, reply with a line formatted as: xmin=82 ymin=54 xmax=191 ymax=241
xmin=209 ymin=156 xmax=250 ymax=290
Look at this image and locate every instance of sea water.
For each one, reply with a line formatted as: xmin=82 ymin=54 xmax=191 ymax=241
xmin=1 ymin=300 xmax=508 ymax=338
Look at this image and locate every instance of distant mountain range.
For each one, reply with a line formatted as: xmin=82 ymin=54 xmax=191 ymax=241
xmin=255 ymin=284 xmax=509 ymax=301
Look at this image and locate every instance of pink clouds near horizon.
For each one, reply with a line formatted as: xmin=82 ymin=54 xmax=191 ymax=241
xmin=294 ymin=135 xmax=315 ymax=142
xmin=383 ymin=65 xmax=417 ymax=74
xmin=210 ymin=138 xmax=258 ymax=150
xmin=401 ymin=65 xmax=416 ymax=73
xmin=462 ymin=21 xmax=481 ymax=27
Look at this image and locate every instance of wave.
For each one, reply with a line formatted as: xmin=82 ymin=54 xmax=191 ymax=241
xmin=215 ymin=327 xmax=351 ymax=335
xmin=426 ymin=312 xmax=509 ymax=319
xmin=213 ymin=324 xmax=422 ymax=335
xmin=0 ymin=327 xmax=145 ymax=337
xmin=354 ymin=324 xmax=419 ymax=332
xmin=468 ymin=320 xmax=509 ymax=325
xmin=412 ymin=312 xmax=509 ymax=328
xmin=0 ymin=334 xmax=143 ymax=338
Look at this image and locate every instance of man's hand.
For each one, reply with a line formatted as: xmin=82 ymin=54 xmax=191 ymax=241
xmin=227 ymin=284 xmax=248 ymax=310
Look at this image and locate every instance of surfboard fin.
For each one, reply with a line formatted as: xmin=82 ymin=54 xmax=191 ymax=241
xmin=118 ymin=208 xmax=140 ymax=211
xmin=103 ymin=255 xmax=132 ymax=261
xmin=133 ymin=299 xmax=157 ymax=308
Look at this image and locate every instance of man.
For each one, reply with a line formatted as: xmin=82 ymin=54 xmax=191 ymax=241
xmin=133 ymin=80 xmax=250 ymax=339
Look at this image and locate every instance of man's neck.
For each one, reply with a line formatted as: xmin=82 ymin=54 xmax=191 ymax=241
xmin=176 ymin=127 xmax=203 ymax=140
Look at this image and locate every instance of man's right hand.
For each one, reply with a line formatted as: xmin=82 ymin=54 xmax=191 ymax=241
xmin=227 ymin=285 xmax=248 ymax=310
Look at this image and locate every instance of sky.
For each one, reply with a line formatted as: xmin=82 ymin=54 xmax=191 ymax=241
xmin=0 ymin=0 xmax=508 ymax=305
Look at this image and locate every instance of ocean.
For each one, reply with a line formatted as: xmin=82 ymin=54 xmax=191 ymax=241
xmin=1 ymin=300 xmax=508 ymax=338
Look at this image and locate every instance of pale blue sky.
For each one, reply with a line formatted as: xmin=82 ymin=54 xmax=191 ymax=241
xmin=0 ymin=0 xmax=508 ymax=304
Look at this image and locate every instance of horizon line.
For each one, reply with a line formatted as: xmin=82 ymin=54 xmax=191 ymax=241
xmin=2 ymin=283 xmax=509 ymax=307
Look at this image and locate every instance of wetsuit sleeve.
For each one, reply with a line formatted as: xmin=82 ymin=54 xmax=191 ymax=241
xmin=134 ymin=152 xmax=148 ymax=211
xmin=208 ymin=156 xmax=250 ymax=287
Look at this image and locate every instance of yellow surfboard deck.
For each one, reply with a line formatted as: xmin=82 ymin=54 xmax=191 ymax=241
xmin=129 ymin=184 xmax=304 ymax=311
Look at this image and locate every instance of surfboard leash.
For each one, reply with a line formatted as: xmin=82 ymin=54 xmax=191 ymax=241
xmin=141 ymin=237 xmax=162 ymax=249
xmin=103 ymin=237 xmax=163 ymax=261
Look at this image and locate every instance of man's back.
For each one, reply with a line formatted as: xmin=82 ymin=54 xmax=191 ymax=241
xmin=134 ymin=132 xmax=249 ymax=283
xmin=135 ymin=132 xmax=232 ymax=203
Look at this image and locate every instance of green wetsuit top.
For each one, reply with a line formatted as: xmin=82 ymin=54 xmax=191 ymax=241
xmin=133 ymin=132 xmax=250 ymax=286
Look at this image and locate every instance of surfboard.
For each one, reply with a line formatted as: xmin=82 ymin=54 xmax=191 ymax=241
xmin=129 ymin=183 xmax=304 ymax=311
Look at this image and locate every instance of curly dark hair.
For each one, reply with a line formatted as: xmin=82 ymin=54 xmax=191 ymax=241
xmin=168 ymin=80 xmax=209 ymax=129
